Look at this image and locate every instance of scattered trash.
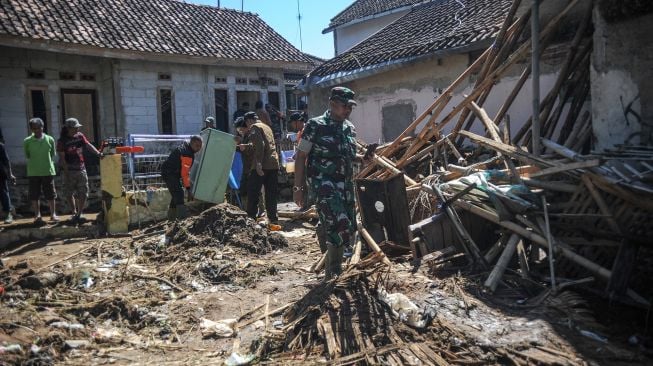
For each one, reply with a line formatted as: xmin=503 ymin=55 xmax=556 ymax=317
xmin=29 ymin=344 xmax=41 ymax=355
xmin=224 ymin=352 xmax=256 ymax=366
xmin=377 ymin=288 xmax=434 ymax=328
xmin=199 ymin=318 xmax=237 ymax=338
xmin=93 ymin=327 xmax=123 ymax=342
xmin=50 ymin=321 xmax=85 ymax=330
xmin=580 ymin=329 xmax=608 ymax=344
xmin=0 ymin=344 xmax=22 ymax=354
xmin=64 ymin=340 xmax=90 ymax=350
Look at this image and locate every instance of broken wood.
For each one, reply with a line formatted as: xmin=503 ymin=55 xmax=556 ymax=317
xmin=358 ymin=224 xmax=392 ymax=266
xmin=484 ymin=234 xmax=520 ymax=292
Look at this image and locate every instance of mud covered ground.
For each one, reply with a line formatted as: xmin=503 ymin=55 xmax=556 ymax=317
xmin=0 ymin=203 xmax=651 ymax=365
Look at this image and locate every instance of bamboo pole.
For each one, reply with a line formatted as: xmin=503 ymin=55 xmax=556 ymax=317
xmin=358 ymin=224 xmax=391 ymax=266
xmin=484 ymin=233 xmax=520 ymax=292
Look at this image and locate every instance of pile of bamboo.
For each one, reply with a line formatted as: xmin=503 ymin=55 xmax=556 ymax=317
xmin=356 ymin=0 xmax=653 ymax=306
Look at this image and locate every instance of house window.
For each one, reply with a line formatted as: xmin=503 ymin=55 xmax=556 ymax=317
xmin=215 ymin=76 xmax=227 ymax=83
xmin=59 ymin=72 xmax=76 ymax=81
xmin=27 ymin=70 xmax=45 ymax=79
xmin=158 ymin=88 xmax=175 ymax=134
xmin=80 ymin=73 xmax=96 ymax=82
xmin=236 ymin=77 xmax=247 ymax=85
xmin=158 ymin=72 xmax=172 ymax=81
xmin=249 ymin=78 xmax=260 ymax=85
xmin=382 ymin=102 xmax=415 ymax=142
xmin=268 ymin=92 xmax=280 ymax=109
xmin=27 ymin=88 xmax=49 ymax=133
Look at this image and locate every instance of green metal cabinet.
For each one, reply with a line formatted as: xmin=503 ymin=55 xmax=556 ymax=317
xmin=190 ymin=128 xmax=237 ymax=204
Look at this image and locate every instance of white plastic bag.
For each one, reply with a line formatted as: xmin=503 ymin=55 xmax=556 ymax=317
xmin=200 ymin=318 xmax=237 ymax=338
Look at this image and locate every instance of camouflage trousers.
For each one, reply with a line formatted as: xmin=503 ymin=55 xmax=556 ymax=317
xmin=312 ymin=180 xmax=356 ymax=248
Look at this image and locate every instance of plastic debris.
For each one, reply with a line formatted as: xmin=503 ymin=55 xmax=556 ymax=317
xmin=252 ymin=320 xmax=265 ymax=329
xmin=199 ymin=318 xmax=237 ymax=338
xmin=225 ymin=352 xmax=256 ymax=366
xmin=580 ymin=329 xmax=608 ymax=344
xmin=0 ymin=344 xmax=22 ymax=353
xmin=378 ymin=288 xmax=434 ymax=328
xmin=64 ymin=340 xmax=90 ymax=350
xmin=49 ymin=321 xmax=85 ymax=330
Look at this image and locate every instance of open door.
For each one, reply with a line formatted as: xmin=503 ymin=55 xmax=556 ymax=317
xmin=61 ymin=89 xmax=99 ymax=143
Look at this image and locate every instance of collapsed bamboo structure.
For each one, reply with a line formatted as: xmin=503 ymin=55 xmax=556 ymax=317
xmin=354 ymin=0 xmax=653 ymax=306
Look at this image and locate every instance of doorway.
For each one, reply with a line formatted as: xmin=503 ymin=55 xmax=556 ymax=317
xmin=27 ymin=88 xmax=50 ymax=134
xmin=61 ymin=89 xmax=99 ymax=143
xmin=214 ymin=89 xmax=229 ymax=133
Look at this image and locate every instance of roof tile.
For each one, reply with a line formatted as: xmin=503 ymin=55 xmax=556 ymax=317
xmin=313 ymin=0 xmax=512 ymax=78
xmin=0 ymin=0 xmax=313 ymax=64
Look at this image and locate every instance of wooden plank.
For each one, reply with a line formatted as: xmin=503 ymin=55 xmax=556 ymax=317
xmin=528 ymin=159 xmax=600 ymax=178
xmin=581 ymin=174 xmax=621 ymax=234
xmin=607 ymin=240 xmax=639 ymax=296
xmin=484 ymin=233 xmax=520 ymax=292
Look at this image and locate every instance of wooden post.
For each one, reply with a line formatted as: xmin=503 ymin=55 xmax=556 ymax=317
xmin=484 ymin=234 xmax=520 ymax=292
xmin=358 ymin=224 xmax=391 ymax=266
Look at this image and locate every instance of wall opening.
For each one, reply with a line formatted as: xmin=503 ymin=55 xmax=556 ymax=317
xmin=61 ymin=89 xmax=98 ymax=143
xmin=268 ymin=91 xmax=280 ymax=109
xmin=214 ymin=89 xmax=229 ymax=133
xmin=158 ymin=88 xmax=175 ymax=134
xmin=28 ymin=88 xmax=49 ymax=134
xmin=382 ymin=102 xmax=415 ymax=142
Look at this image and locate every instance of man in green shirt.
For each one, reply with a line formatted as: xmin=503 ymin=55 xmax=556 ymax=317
xmin=23 ymin=118 xmax=59 ymax=223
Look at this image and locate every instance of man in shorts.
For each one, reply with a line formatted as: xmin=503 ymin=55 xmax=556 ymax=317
xmin=58 ymin=118 xmax=102 ymax=223
xmin=24 ymin=118 xmax=58 ymax=224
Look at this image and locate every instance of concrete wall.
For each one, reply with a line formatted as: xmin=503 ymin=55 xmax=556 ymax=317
xmin=308 ymin=54 xmax=562 ymax=144
xmin=116 ymin=60 xmax=286 ymax=136
xmin=0 ymin=46 xmax=113 ymax=163
xmin=0 ymin=46 xmax=288 ymax=164
xmin=334 ymin=10 xmax=409 ymax=56
xmin=591 ymin=7 xmax=653 ymax=150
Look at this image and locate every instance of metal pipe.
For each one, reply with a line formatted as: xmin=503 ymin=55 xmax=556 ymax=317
xmin=531 ymin=0 xmax=541 ymax=156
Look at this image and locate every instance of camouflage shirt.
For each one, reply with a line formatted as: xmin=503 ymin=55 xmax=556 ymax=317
xmin=300 ymin=110 xmax=357 ymax=203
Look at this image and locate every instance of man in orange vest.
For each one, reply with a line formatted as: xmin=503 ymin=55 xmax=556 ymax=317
xmin=161 ymin=135 xmax=203 ymax=220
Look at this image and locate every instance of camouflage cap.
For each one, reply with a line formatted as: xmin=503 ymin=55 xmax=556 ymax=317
xmin=234 ymin=116 xmax=246 ymax=128
xmin=289 ymin=112 xmax=303 ymax=121
xmin=330 ymin=86 xmax=357 ymax=105
xmin=243 ymin=111 xmax=258 ymax=121
xmin=204 ymin=116 xmax=215 ymax=124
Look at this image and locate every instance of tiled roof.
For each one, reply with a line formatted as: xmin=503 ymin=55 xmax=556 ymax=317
xmin=0 ymin=0 xmax=313 ymax=64
xmin=312 ymin=0 xmax=512 ymax=79
xmin=327 ymin=0 xmax=426 ymax=30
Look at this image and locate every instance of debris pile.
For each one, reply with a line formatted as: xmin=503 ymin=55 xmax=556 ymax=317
xmin=356 ymin=0 xmax=653 ymax=307
xmin=0 ymin=203 xmax=290 ymax=364
xmin=260 ymin=253 xmax=586 ymax=365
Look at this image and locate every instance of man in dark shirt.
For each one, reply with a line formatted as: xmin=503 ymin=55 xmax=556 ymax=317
xmin=233 ymin=102 xmax=250 ymax=122
xmin=0 ymin=142 xmax=16 ymax=224
xmin=236 ymin=112 xmax=280 ymax=224
xmin=161 ymin=135 xmax=203 ymax=220
xmin=57 ymin=118 xmax=102 ymax=223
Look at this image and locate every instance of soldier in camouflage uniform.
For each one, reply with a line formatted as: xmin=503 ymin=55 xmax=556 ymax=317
xmin=293 ymin=87 xmax=358 ymax=279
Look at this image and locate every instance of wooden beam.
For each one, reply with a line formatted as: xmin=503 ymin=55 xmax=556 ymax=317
xmin=528 ymin=159 xmax=600 ymax=178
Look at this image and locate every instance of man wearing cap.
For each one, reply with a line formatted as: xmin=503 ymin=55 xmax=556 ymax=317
xmin=24 ymin=117 xmax=59 ymax=223
xmin=202 ymin=116 xmax=216 ymax=131
xmin=293 ymin=87 xmax=358 ymax=279
xmin=57 ymin=118 xmax=102 ymax=223
xmin=236 ymin=112 xmax=280 ymax=224
xmin=161 ymin=135 xmax=203 ymax=220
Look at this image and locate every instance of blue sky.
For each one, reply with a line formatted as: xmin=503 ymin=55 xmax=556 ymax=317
xmin=189 ymin=0 xmax=353 ymax=59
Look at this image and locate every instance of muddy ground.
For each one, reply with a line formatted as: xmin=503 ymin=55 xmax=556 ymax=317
xmin=0 ymin=203 xmax=651 ymax=365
